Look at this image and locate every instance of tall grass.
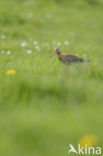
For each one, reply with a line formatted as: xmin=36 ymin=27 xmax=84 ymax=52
xmin=0 ymin=0 xmax=103 ymax=155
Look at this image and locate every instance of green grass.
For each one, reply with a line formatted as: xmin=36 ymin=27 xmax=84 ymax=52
xmin=0 ymin=0 xmax=103 ymax=155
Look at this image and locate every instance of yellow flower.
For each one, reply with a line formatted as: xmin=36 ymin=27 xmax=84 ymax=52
xmin=75 ymin=53 xmax=79 ymax=57
xmin=92 ymin=63 xmax=97 ymax=67
xmin=6 ymin=69 xmax=16 ymax=75
xmin=78 ymin=135 xmax=98 ymax=147
xmin=53 ymin=4 xmax=58 ymax=9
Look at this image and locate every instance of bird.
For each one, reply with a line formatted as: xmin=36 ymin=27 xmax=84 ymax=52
xmin=50 ymin=48 xmax=91 ymax=65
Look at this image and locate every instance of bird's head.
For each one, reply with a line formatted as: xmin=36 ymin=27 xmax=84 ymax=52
xmin=49 ymin=47 xmax=60 ymax=58
xmin=54 ymin=47 xmax=60 ymax=54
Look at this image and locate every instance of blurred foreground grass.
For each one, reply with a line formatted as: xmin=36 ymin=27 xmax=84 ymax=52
xmin=0 ymin=0 xmax=103 ymax=155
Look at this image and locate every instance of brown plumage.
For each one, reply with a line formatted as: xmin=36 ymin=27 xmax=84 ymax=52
xmin=51 ymin=48 xmax=91 ymax=65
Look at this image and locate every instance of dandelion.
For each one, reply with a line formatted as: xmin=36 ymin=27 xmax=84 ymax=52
xmin=75 ymin=53 xmax=79 ymax=57
xmin=53 ymin=4 xmax=58 ymax=9
xmin=78 ymin=135 xmax=98 ymax=147
xmin=26 ymin=49 xmax=32 ymax=54
xmin=21 ymin=42 xmax=27 ymax=47
xmin=6 ymin=69 xmax=16 ymax=75
xmin=92 ymin=63 xmax=97 ymax=67
xmin=64 ymin=41 xmax=69 ymax=45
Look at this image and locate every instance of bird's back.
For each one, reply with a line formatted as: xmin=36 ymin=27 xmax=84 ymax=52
xmin=59 ymin=54 xmax=84 ymax=65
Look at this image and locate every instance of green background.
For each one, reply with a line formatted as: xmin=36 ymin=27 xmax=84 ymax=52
xmin=0 ymin=0 xmax=103 ymax=155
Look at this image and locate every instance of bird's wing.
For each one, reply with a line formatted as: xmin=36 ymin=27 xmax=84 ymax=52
xmin=64 ymin=54 xmax=84 ymax=62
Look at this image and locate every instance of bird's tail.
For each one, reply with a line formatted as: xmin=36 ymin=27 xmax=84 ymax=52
xmin=85 ymin=59 xmax=91 ymax=62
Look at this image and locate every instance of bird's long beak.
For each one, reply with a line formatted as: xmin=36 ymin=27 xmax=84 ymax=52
xmin=49 ymin=52 xmax=55 ymax=58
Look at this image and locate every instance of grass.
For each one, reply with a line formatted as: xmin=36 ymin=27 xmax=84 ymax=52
xmin=0 ymin=0 xmax=103 ymax=155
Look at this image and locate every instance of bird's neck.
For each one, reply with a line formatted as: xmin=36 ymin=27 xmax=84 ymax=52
xmin=57 ymin=52 xmax=62 ymax=59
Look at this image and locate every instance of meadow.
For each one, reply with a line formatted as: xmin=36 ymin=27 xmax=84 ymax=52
xmin=0 ymin=0 xmax=103 ymax=155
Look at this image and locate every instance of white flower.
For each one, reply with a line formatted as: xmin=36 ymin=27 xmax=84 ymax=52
xmin=83 ymin=54 xmax=87 ymax=58
xmin=1 ymin=35 xmax=6 ymax=40
xmin=35 ymin=46 xmax=40 ymax=51
xmin=8 ymin=62 xmax=11 ymax=64
xmin=57 ymin=42 xmax=61 ymax=46
xmin=69 ymin=32 xmax=74 ymax=36
xmin=14 ymin=41 xmax=18 ymax=45
xmin=45 ymin=13 xmax=52 ymax=19
xmin=27 ymin=13 xmax=33 ymax=18
xmin=1 ymin=50 xmax=5 ymax=54
xmin=24 ymin=1 xmax=36 ymax=6
xmin=21 ymin=42 xmax=27 ymax=47
xmin=7 ymin=51 xmax=11 ymax=55
xmin=52 ymin=41 xmax=56 ymax=45
xmin=29 ymin=38 xmax=33 ymax=41
xmin=26 ymin=49 xmax=32 ymax=54
xmin=33 ymin=41 xmax=38 ymax=45
xmin=64 ymin=41 xmax=69 ymax=45
xmin=42 ymin=43 xmax=49 ymax=46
